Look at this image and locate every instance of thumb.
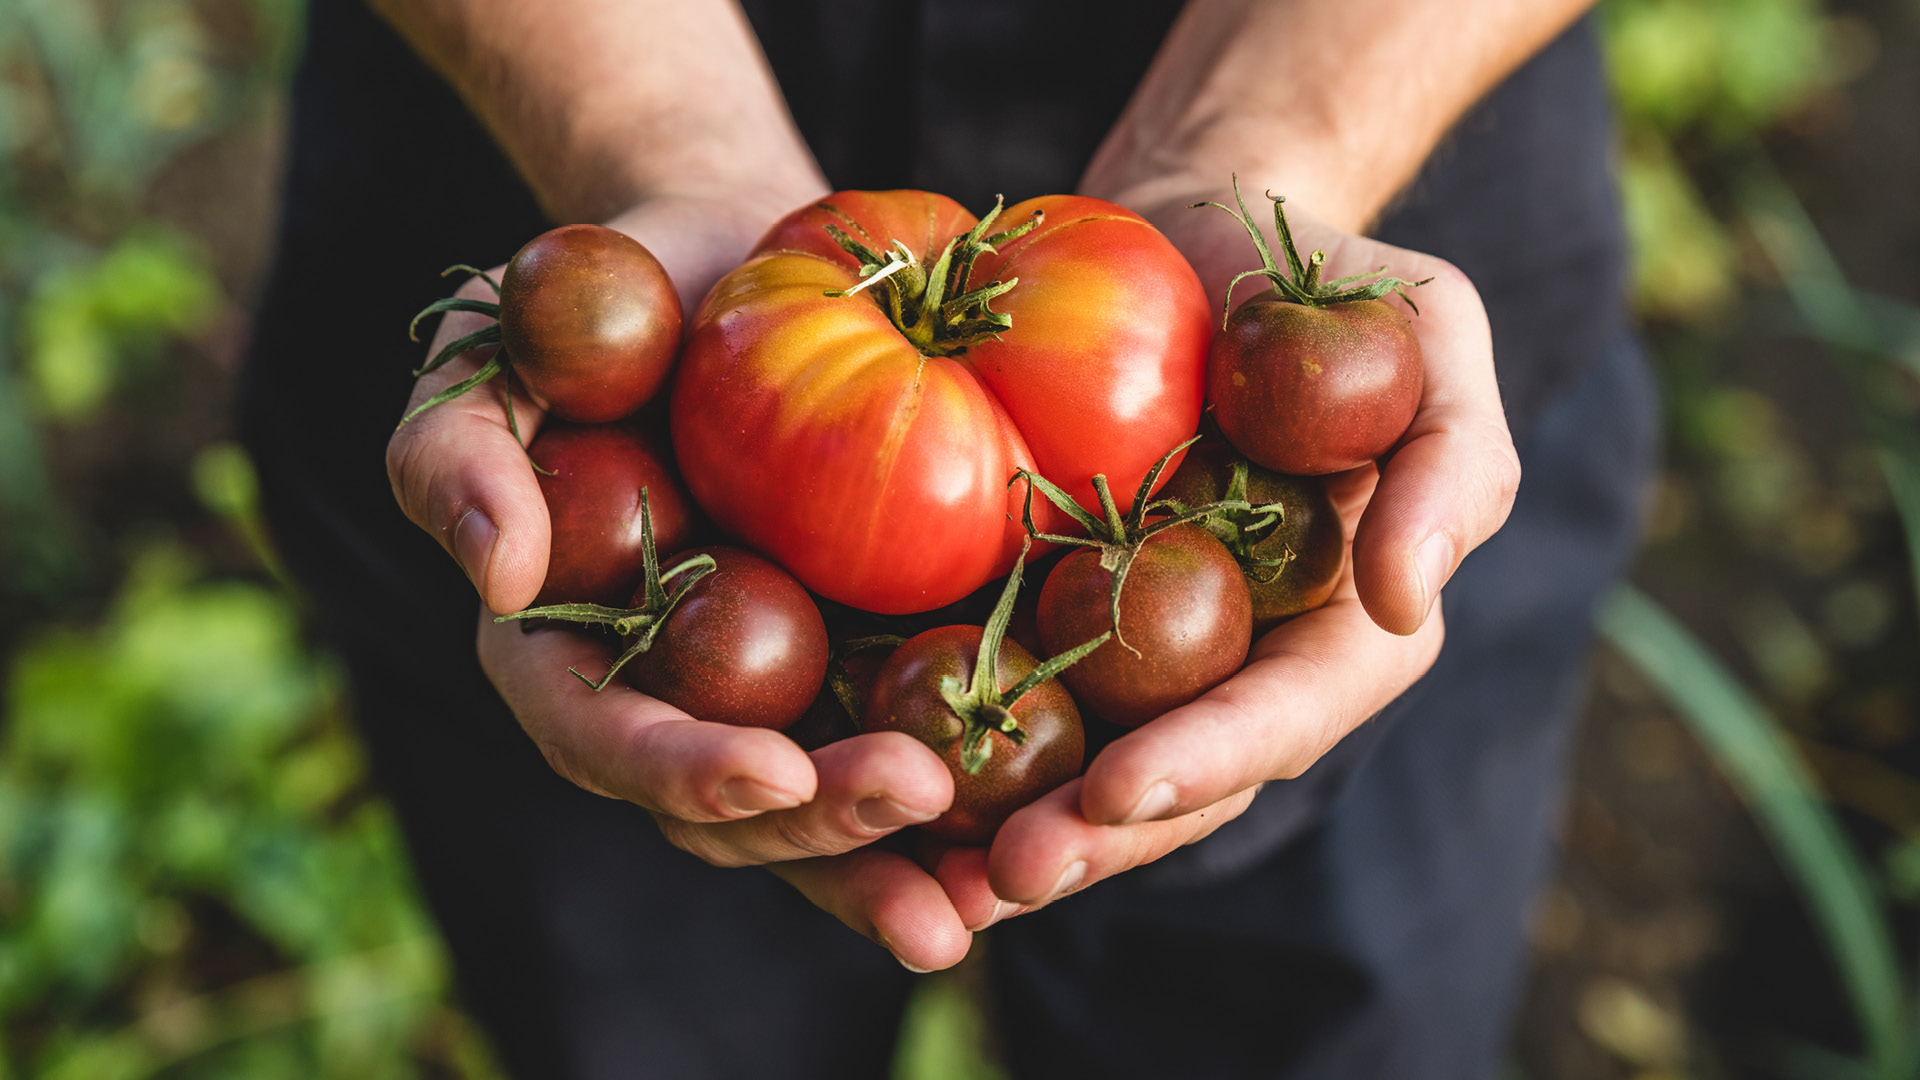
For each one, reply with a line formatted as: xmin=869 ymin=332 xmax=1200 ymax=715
xmin=1350 ymin=260 xmax=1519 ymax=635
xmin=385 ymin=280 xmax=552 ymax=614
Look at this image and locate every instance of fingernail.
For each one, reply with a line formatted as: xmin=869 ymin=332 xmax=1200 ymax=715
xmin=1042 ymin=860 xmax=1088 ymax=905
xmin=718 ymin=778 xmax=804 ymax=815
xmin=966 ymin=899 xmax=1019 ymax=932
xmin=853 ymin=796 xmax=939 ymax=833
xmin=453 ymin=508 xmax=498 ymax=593
xmin=1414 ymin=532 xmax=1456 ymax=618
xmin=877 ymin=935 xmax=934 ymax=973
xmin=1120 ymin=780 xmax=1179 ymax=825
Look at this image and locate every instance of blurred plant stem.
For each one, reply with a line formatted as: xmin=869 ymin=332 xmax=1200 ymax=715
xmin=1599 ymin=142 xmax=1920 ymax=1078
xmin=1600 ymin=586 xmax=1906 ymax=1077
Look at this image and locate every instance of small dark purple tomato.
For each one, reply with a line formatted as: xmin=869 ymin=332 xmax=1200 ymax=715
xmin=864 ymin=627 xmax=1084 ymax=845
xmin=530 ymin=420 xmax=694 ymax=608
xmin=621 ymin=546 xmax=827 ymax=730
xmin=1036 ymin=522 xmax=1251 ymax=727
xmin=500 ymin=224 xmax=682 ymax=423
xmin=1159 ymin=438 xmax=1345 ymax=635
xmin=1209 ymin=294 xmax=1422 ymax=475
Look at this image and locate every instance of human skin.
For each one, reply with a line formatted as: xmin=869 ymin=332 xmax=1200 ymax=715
xmin=379 ymin=0 xmax=1587 ymax=971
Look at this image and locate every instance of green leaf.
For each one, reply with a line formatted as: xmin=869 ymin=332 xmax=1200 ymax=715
xmin=1598 ymin=585 xmax=1906 ymax=1070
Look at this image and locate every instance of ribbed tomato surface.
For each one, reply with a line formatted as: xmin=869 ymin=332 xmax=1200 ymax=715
xmin=671 ymin=190 xmax=1209 ymax=614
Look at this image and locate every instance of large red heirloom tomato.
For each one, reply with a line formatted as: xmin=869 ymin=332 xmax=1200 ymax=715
xmin=670 ymin=190 xmax=1211 ymax=615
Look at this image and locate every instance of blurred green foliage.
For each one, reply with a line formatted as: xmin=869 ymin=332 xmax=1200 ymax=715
xmin=1 ymin=535 xmax=493 ymax=1077
xmin=23 ymin=228 xmax=219 ymax=418
xmin=0 ymin=0 xmax=501 ymax=1074
xmin=1582 ymin=0 xmax=1920 ymax=1077
xmin=1604 ymin=0 xmax=1860 ymax=319
xmin=0 ymin=0 xmax=285 ymax=607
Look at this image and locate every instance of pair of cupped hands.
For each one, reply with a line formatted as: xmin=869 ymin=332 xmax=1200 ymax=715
xmin=385 ymin=183 xmax=1521 ymax=973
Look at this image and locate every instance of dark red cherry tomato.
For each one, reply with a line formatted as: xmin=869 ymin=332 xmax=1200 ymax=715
xmin=1036 ymin=521 xmax=1251 ymax=727
xmin=500 ymin=224 xmax=681 ymax=423
xmin=865 ymin=626 xmax=1085 ymax=845
xmin=530 ymin=420 xmax=695 ymax=608
xmin=621 ymin=547 xmax=828 ymax=730
xmin=862 ymin=546 xmax=1103 ymax=844
xmin=1159 ymin=437 xmax=1345 ymax=635
xmin=508 ymin=542 xmax=829 ymax=730
xmin=1211 ymin=297 xmax=1421 ymax=475
xmin=1198 ymin=182 xmax=1425 ymax=475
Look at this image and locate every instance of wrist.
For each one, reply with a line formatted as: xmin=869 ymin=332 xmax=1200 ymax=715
xmin=602 ymin=181 xmax=830 ymax=316
xmin=1081 ymin=124 xmax=1382 ymax=238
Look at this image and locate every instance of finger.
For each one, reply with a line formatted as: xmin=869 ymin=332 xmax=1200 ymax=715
xmin=985 ymin=778 xmax=1259 ymax=908
xmin=478 ymin=612 xmax=817 ymax=821
xmin=1346 ymin=252 xmax=1520 ymax=636
xmin=1076 ymin=588 xmax=1444 ymax=827
xmin=771 ymin=848 xmax=973 ymax=972
xmin=929 ymin=844 xmax=1022 ymax=932
xmin=386 ymin=271 xmax=553 ymax=615
xmin=653 ymin=732 xmax=955 ymax=867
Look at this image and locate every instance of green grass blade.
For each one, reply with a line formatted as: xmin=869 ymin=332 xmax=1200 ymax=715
xmin=1598 ymin=586 xmax=1906 ymax=1070
xmin=891 ymin=976 xmax=1006 ymax=1080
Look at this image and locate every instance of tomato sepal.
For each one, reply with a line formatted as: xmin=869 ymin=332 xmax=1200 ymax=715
xmin=1012 ymin=436 xmax=1279 ymax=656
xmin=938 ymin=538 xmax=1109 ymax=776
xmin=1193 ymin=175 xmax=1433 ymax=328
xmin=822 ymin=196 xmax=1045 ymax=357
xmin=824 ymin=635 xmax=909 ymax=726
xmin=494 ymin=487 xmax=718 ymax=690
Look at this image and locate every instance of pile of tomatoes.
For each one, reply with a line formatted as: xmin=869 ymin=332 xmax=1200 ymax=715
xmin=408 ymin=180 xmax=1425 ymax=844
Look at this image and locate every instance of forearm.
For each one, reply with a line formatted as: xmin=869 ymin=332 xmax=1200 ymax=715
xmin=368 ymin=0 xmax=827 ymax=226
xmin=1083 ymin=0 xmax=1594 ymax=231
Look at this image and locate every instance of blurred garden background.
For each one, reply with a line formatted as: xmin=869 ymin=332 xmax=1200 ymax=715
xmin=0 ymin=0 xmax=1915 ymax=1076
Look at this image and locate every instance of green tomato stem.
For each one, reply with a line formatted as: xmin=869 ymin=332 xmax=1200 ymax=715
xmin=824 ymin=196 xmax=1043 ymax=358
xmin=1192 ymin=174 xmax=1434 ymax=328
xmin=490 ymin=487 xmax=718 ymax=691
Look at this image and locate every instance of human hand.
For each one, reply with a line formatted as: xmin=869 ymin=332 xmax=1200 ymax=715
xmin=929 ymin=190 xmax=1520 ymax=929
xmin=386 ymin=192 xmax=977 ymax=971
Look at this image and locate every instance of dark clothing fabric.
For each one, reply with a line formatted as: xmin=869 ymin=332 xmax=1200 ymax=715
xmin=240 ymin=3 xmax=1651 ymax=1077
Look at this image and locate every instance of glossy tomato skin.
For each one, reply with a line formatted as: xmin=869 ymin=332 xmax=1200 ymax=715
xmin=1209 ymin=295 xmax=1422 ymax=475
xmin=1159 ymin=439 xmax=1346 ymax=635
xmin=530 ymin=421 xmax=695 ymax=608
xmin=621 ymin=546 xmax=827 ymax=730
xmin=672 ymin=190 xmax=1211 ymax=614
xmin=863 ymin=626 xmax=1084 ymax=845
xmin=1036 ymin=523 xmax=1251 ymax=727
xmin=500 ymin=224 xmax=681 ymax=424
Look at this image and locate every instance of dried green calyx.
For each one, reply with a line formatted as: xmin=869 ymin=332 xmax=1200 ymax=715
xmin=823 ymin=635 xmax=907 ymax=725
xmin=398 ymin=266 xmax=515 ymax=424
xmin=1166 ymin=451 xmax=1297 ymax=587
xmin=824 ymin=196 xmax=1043 ymax=357
xmin=1194 ymin=175 xmax=1433 ymax=329
xmin=492 ymin=487 xmax=715 ymax=690
xmin=939 ymin=538 xmax=1110 ymax=775
xmin=1011 ymin=437 xmax=1282 ymax=656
